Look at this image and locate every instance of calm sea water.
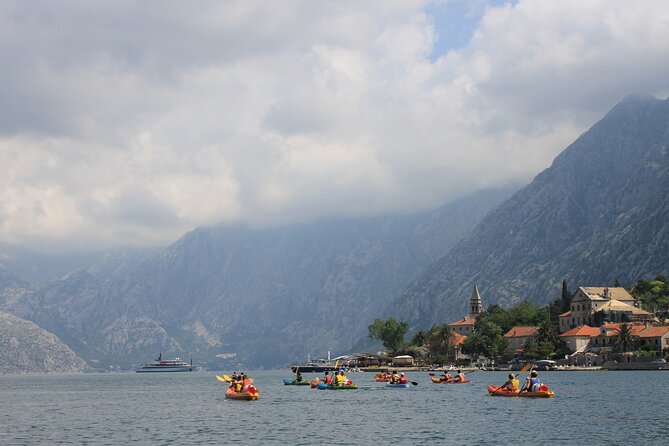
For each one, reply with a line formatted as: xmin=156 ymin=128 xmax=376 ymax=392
xmin=1 ymin=370 xmax=667 ymax=445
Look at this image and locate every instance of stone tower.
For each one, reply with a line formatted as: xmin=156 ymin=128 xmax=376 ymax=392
xmin=469 ymin=285 xmax=483 ymax=317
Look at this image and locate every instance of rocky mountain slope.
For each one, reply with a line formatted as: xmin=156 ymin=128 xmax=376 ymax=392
xmin=390 ymin=95 xmax=669 ymax=329
xmin=7 ymin=188 xmax=512 ymax=369
xmin=0 ymin=312 xmax=87 ymax=374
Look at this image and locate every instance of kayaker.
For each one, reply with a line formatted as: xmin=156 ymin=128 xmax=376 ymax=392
xmin=453 ymin=370 xmax=466 ymax=382
xmin=391 ymin=371 xmax=400 ymax=384
xmin=336 ymin=371 xmax=348 ymax=385
xmin=442 ymin=371 xmax=453 ymax=382
xmin=232 ymin=373 xmax=243 ymax=392
xmin=522 ymin=370 xmax=540 ymax=392
xmin=324 ymin=371 xmax=333 ymax=385
xmin=500 ymin=373 xmax=519 ymax=391
xmin=295 ymin=371 xmax=303 ymax=382
xmin=399 ymin=373 xmax=408 ymax=384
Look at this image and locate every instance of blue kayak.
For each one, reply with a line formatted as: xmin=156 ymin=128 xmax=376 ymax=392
xmin=385 ymin=383 xmax=410 ymax=388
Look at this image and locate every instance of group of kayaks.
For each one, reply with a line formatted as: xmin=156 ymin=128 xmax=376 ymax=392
xmin=218 ymin=372 xmax=555 ymax=400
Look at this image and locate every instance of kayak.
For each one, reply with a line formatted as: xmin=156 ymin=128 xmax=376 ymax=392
xmin=375 ymin=377 xmax=392 ymax=382
xmin=317 ymin=383 xmax=358 ymax=390
xmin=225 ymin=386 xmax=260 ymax=401
xmin=283 ymin=379 xmax=311 ymax=385
xmin=385 ymin=383 xmax=410 ymax=388
xmin=431 ymin=377 xmax=471 ymax=384
xmin=487 ymin=385 xmax=554 ymax=398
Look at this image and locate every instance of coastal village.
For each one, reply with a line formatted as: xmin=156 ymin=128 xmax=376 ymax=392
xmin=332 ymin=285 xmax=669 ymax=372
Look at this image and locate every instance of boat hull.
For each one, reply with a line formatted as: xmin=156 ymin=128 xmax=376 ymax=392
xmin=283 ymin=379 xmax=312 ymax=385
xmin=291 ymin=365 xmax=339 ymax=373
xmin=431 ymin=377 xmax=471 ymax=384
xmin=225 ymin=388 xmax=260 ymax=401
xmin=136 ymin=366 xmax=193 ymax=373
xmin=487 ymin=385 xmax=554 ymax=398
xmin=317 ymin=383 xmax=358 ymax=390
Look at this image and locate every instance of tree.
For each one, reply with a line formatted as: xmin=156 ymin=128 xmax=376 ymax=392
xmin=536 ymin=321 xmax=559 ymax=347
xmin=614 ymin=323 xmax=639 ymax=353
xmin=427 ymin=324 xmax=455 ymax=357
xmin=461 ymin=319 xmax=506 ymax=358
xmin=411 ymin=330 xmax=429 ymax=347
xmin=561 ymin=279 xmax=572 ymax=313
xmin=368 ymin=318 xmax=409 ymax=356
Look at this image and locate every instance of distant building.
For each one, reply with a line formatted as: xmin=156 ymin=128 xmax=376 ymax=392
xmin=449 ymin=285 xmax=484 ymax=335
xmin=559 ymin=325 xmax=601 ymax=353
xmin=559 ymin=287 xmax=652 ymax=333
xmin=503 ymin=326 xmax=540 ymax=355
xmin=560 ymin=322 xmax=669 ymax=354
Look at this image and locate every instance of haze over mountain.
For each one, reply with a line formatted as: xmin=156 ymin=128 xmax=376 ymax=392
xmin=390 ymin=95 xmax=669 ymax=329
xmin=2 ymin=188 xmax=512 ymax=370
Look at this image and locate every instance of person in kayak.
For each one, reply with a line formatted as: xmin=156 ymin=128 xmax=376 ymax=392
xmin=522 ymin=370 xmax=540 ymax=392
xmin=500 ymin=373 xmax=519 ymax=391
xmin=399 ymin=373 xmax=408 ymax=384
xmin=231 ymin=373 xmax=243 ymax=392
xmin=441 ymin=371 xmax=453 ymax=382
xmin=323 ymin=371 xmax=333 ymax=385
xmin=295 ymin=371 xmax=303 ymax=382
xmin=391 ymin=371 xmax=400 ymax=384
xmin=453 ymin=370 xmax=466 ymax=382
xmin=336 ymin=371 xmax=348 ymax=386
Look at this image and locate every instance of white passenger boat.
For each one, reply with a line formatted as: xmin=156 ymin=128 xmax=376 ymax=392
xmin=136 ymin=353 xmax=193 ymax=372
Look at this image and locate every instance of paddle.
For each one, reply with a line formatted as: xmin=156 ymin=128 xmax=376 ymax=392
xmin=216 ymin=374 xmax=231 ymax=382
xmin=490 ymin=363 xmax=532 ymax=396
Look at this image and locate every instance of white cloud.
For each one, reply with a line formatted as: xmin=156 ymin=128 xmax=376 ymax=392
xmin=0 ymin=0 xmax=668 ymax=252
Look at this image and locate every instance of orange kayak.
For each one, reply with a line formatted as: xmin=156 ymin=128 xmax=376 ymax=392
xmin=431 ymin=377 xmax=471 ymax=384
xmin=375 ymin=377 xmax=392 ymax=382
xmin=487 ymin=385 xmax=554 ymax=398
xmin=225 ymin=386 xmax=260 ymax=401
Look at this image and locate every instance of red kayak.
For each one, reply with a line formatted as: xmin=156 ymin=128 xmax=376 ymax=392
xmin=431 ymin=377 xmax=471 ymax=384
xmin=487 ymin=385 xmax=554 ymax=398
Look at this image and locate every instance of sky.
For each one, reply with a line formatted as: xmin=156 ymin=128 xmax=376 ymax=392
xmin=1 ymin=0 xmax=669 ymax=253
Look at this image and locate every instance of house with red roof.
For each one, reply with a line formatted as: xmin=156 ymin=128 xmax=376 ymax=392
xmin=559 ymin=325 xmax=601 ymax=353
xmin=559 ymin=286 xmax=653 ymax=333
xmin=639 ymin=326 xmax=669 ymax=353
xmin=503 ymin=326 xmax=539 ymax=354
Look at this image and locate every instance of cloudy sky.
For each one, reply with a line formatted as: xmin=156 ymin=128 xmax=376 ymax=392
xmin=1 ymin=0 xmax=668 ymax=252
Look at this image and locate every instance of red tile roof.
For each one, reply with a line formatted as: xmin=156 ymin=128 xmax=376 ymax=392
xmin=504 ymin=326 xmax=539 ymax=338
xmin=449 ymin=317 xmax=476 ymax=326
xmin=599 ymin=323 xmax=646 ymax=337
xmin=452 ymin=332 xmax=467 ymax=346
xmin=559 ymin=325 xmax=600 ymax=338
xmin=639 ymin=326 xmax=669 ymax=338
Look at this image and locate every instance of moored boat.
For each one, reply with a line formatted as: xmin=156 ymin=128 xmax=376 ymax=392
xmin=487 ymin=385 xmax=554 ymax=398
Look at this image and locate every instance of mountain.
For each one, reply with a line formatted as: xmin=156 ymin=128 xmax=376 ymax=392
xmin=390 ymin=95 xmax=669 ymax=329
xmin=8 ymin=187 xmax=513 ymax=369
xmin=0 ymin=312 xmax=87 ymax=374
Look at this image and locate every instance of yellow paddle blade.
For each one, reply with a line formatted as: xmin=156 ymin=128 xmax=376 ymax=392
xmin=216 ymin=374 xmax=231 ymax=382
xmin=518 ymin=362 xmax=533 ymax=374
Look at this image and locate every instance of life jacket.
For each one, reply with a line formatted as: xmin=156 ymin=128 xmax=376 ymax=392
xmin=529 ymin=377 xmax=540 ymax=392
xmin=324 ymin=375 xmax=332 ymax=384
xmin=399 ymin=376 xmax=407 ymax=384
xmin=510 ymin=379 xmax=519 ymax=390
